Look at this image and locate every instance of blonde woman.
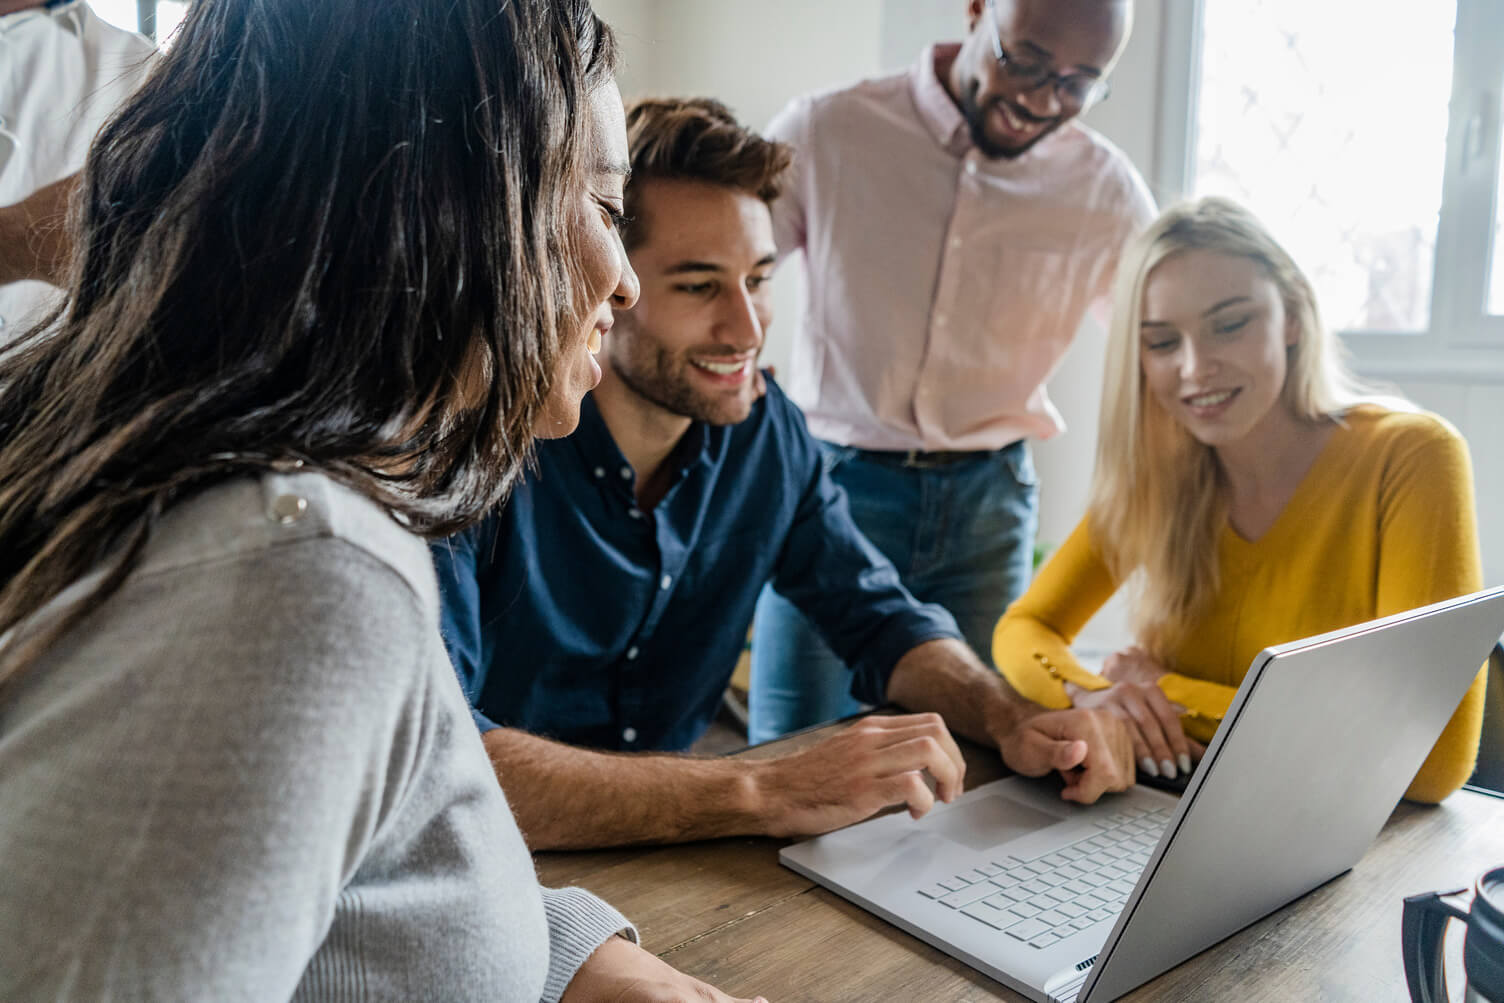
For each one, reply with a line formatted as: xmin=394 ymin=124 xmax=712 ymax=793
xmin=992 ymin=197 xmax=1486 ymax=804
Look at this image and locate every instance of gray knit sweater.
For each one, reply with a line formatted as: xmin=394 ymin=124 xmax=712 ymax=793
xmin=0 ymin=472 xmax=634 ymax=1000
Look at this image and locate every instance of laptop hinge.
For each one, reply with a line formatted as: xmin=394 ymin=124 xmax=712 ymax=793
xmin=1046 ymin=962 xmax=1093 ymax=1003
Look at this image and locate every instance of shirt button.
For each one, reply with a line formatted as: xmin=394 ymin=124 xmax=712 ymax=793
xmin=622 ymin=727 xmax=638 ymax=743
xmin=628 ymin=508 xmax=643 ymax=519
xmin=659 ymin=574 xmax=672 ymax=590
xmin=619 ymin=466 xmax=632 ymax=480
xmin=965 ymin=161 xmax=978 ymax=176
xmin=935 ymin=313 xmax=948 ymax=327
xmin=626 ymin=646 xmax=640 ymax=660
xmin=593 ymin=467 xmax=605 ymax=479
xmin=268 ymin=494 xmax=307 ymax=525
xmin=949 ymin=237 xmax=962 ymax=250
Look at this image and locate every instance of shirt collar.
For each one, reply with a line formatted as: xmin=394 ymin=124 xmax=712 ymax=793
xmin=911 ymin=43 xmax=972 ymax=155
xmin=572 ymin=391 xmax=713 ymax=483
xmin=673 ymin=418 xmax=712 ymax=475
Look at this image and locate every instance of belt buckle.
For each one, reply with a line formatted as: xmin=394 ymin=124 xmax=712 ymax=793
xmin=902 ymin=449 xmax=940 ymax=469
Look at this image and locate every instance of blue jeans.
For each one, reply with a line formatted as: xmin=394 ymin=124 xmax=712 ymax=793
xmin=748 ymin=440 xmax=1039 ymax=743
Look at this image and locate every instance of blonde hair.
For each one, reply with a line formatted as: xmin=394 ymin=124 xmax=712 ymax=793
xmin=1088 ymin=197 xmax=1392 ymax=655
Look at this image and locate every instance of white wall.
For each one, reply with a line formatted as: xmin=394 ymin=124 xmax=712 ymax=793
xmin=591 ymin=0 xmax=658 ymax=99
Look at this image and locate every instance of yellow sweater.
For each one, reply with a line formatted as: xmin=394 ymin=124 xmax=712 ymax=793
xmin=992 ymin=406 xmax=1487 ymax=803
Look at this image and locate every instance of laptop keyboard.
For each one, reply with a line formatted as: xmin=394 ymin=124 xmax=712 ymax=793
xmin=916 ymin=805 xmax=1172 ymax=950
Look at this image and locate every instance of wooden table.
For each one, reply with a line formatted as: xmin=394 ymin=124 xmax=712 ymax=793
xmin=537 ymin=723 xmax=1504 ymax=1001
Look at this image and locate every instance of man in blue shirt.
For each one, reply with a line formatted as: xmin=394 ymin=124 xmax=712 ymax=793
xmin=433 ymin=97 xmax=1133 ymax=850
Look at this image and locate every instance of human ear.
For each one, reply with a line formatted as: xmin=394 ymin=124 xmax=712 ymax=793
xmin=965 ymin=0 xmax=985 ymax=32
xmin=1281 ymin=297 xmax=1302 ymax=348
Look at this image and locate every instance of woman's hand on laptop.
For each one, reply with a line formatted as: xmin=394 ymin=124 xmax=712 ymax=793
xmin=996 ymin=708 xmax=1136 ymax=804
xmin=1100 ymin=646 xmax=1167 ymax=686
xmin=1066 ymin=647 xmax=1199 ymax=781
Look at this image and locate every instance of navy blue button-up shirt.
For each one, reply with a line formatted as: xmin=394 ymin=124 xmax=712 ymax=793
xmin=432 ymin=378 xmax=960 ymax=753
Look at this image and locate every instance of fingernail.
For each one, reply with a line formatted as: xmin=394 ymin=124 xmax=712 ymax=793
xmin=1160 ymin=759 xmax=1177 ymax=779
xmin=1139 ymin=756 xmax=1159 ymax=778
xmin=1178 ymin=753 xmax=1192 ymax=775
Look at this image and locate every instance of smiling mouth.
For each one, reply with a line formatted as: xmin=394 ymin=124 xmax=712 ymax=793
xmin=1183 ymin=389 xmax=1238 ymax=408
xmin=992 ymin=100 xmax=1049 ymax=136
xmin=690 ymin=358 xmax=749 ymax=376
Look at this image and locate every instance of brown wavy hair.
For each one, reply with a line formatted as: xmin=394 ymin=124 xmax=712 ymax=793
xmin=0 ymin=0 xmax=617 ymax=684
xmin=622 ymin=96 xmax=792 ymax=249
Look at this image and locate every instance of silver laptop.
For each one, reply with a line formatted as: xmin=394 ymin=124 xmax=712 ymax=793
xmin=781 ymin=588 xmax=1504 ymax=1002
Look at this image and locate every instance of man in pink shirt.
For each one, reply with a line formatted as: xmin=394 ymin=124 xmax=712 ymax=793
xmin=750 ymin=0 xmax=1156 ymax=741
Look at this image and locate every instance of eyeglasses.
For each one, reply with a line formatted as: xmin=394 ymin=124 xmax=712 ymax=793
xmin=984 ymin=0 xmax=1110 ymax=112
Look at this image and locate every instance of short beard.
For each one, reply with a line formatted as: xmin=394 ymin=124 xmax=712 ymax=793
xmin=609 ymin=345 xmax=752 ymax=427
xmin=958 ymin=80 xmax=1056 ymax=160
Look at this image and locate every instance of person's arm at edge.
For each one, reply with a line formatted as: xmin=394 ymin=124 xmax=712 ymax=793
xmin=1375 ymin=415 xmax=1487 ymax=803
xmin=764 ymin=96 xmax=809 ymax=263
xmin=483 ymin=727 xmax=759 ymax=849
xmin=760 ymin=380 xmax=966 ymax=709
xmin=0 ymin=175 xmax=77 ymax=286
xmin=484 ymin=711 xmax=968 ymax=849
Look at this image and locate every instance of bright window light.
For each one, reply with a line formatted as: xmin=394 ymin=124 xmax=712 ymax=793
xmin=1193 ymin=0 xmax=1457 ymax=333
xmin=88 ymin=0 xmax=140 ymax=34
xmin=154 ymin=1 xmax=187 ymax=46
xmin=81 ymin=0 xmax=184 ymax=46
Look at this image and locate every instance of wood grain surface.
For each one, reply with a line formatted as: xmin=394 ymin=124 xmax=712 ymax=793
xmin=536 ymin=720 xmax=1504 ymax=1002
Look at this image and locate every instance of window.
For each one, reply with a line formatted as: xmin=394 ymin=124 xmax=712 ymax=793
xmin=1160 ymin=1 xmax=1504 ymax=378
xmin=92 ymin=0 xmax=188 ymax=45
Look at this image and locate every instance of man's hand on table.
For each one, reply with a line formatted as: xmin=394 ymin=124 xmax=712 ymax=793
xmin=563 ymin=935 xmax=767 ymax=1003
xmin=883 ymin=637 xmax=1136 ymax=806
xmin=993 ymin=707 xmax=1137 ymax=804
xmin=749 ymin=712 xmax=966 ymax=838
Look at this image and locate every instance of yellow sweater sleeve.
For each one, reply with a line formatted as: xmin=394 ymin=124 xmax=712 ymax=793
xmin=1157 ymin=674 xmax=1238 ymax=745
xmin=1373 ymin=417 xmax=1486 ymax=803
xmin=992 ymin=518 xmax=1120 ymax=708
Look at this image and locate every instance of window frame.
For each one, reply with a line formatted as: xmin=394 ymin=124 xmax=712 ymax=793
xmin=135 ymin=0 xmax=156 ymax=39
xmin=1156 ymin=0 xmax=1504 ymax=384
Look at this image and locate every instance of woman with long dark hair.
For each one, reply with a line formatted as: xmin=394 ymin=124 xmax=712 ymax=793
xmin=0 ymin=1 xmax=760 ymax=999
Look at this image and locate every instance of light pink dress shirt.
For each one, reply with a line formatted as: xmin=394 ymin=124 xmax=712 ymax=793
xmin=768 ymin=44 xmax=1156 ymax=452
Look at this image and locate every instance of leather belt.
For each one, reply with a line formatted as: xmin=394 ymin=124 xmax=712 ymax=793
xmin=853 ymin=447 xmax=998 ymax=470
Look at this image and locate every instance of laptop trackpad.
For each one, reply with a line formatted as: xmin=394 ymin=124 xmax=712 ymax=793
xmin=929 ymin=794 xmax=1067 ymax=852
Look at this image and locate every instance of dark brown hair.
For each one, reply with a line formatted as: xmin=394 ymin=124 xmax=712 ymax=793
xmin=622 ymin=96 xmax=792 ymax=249
xmin=0 ymin=0 xmax=617 ymax=683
